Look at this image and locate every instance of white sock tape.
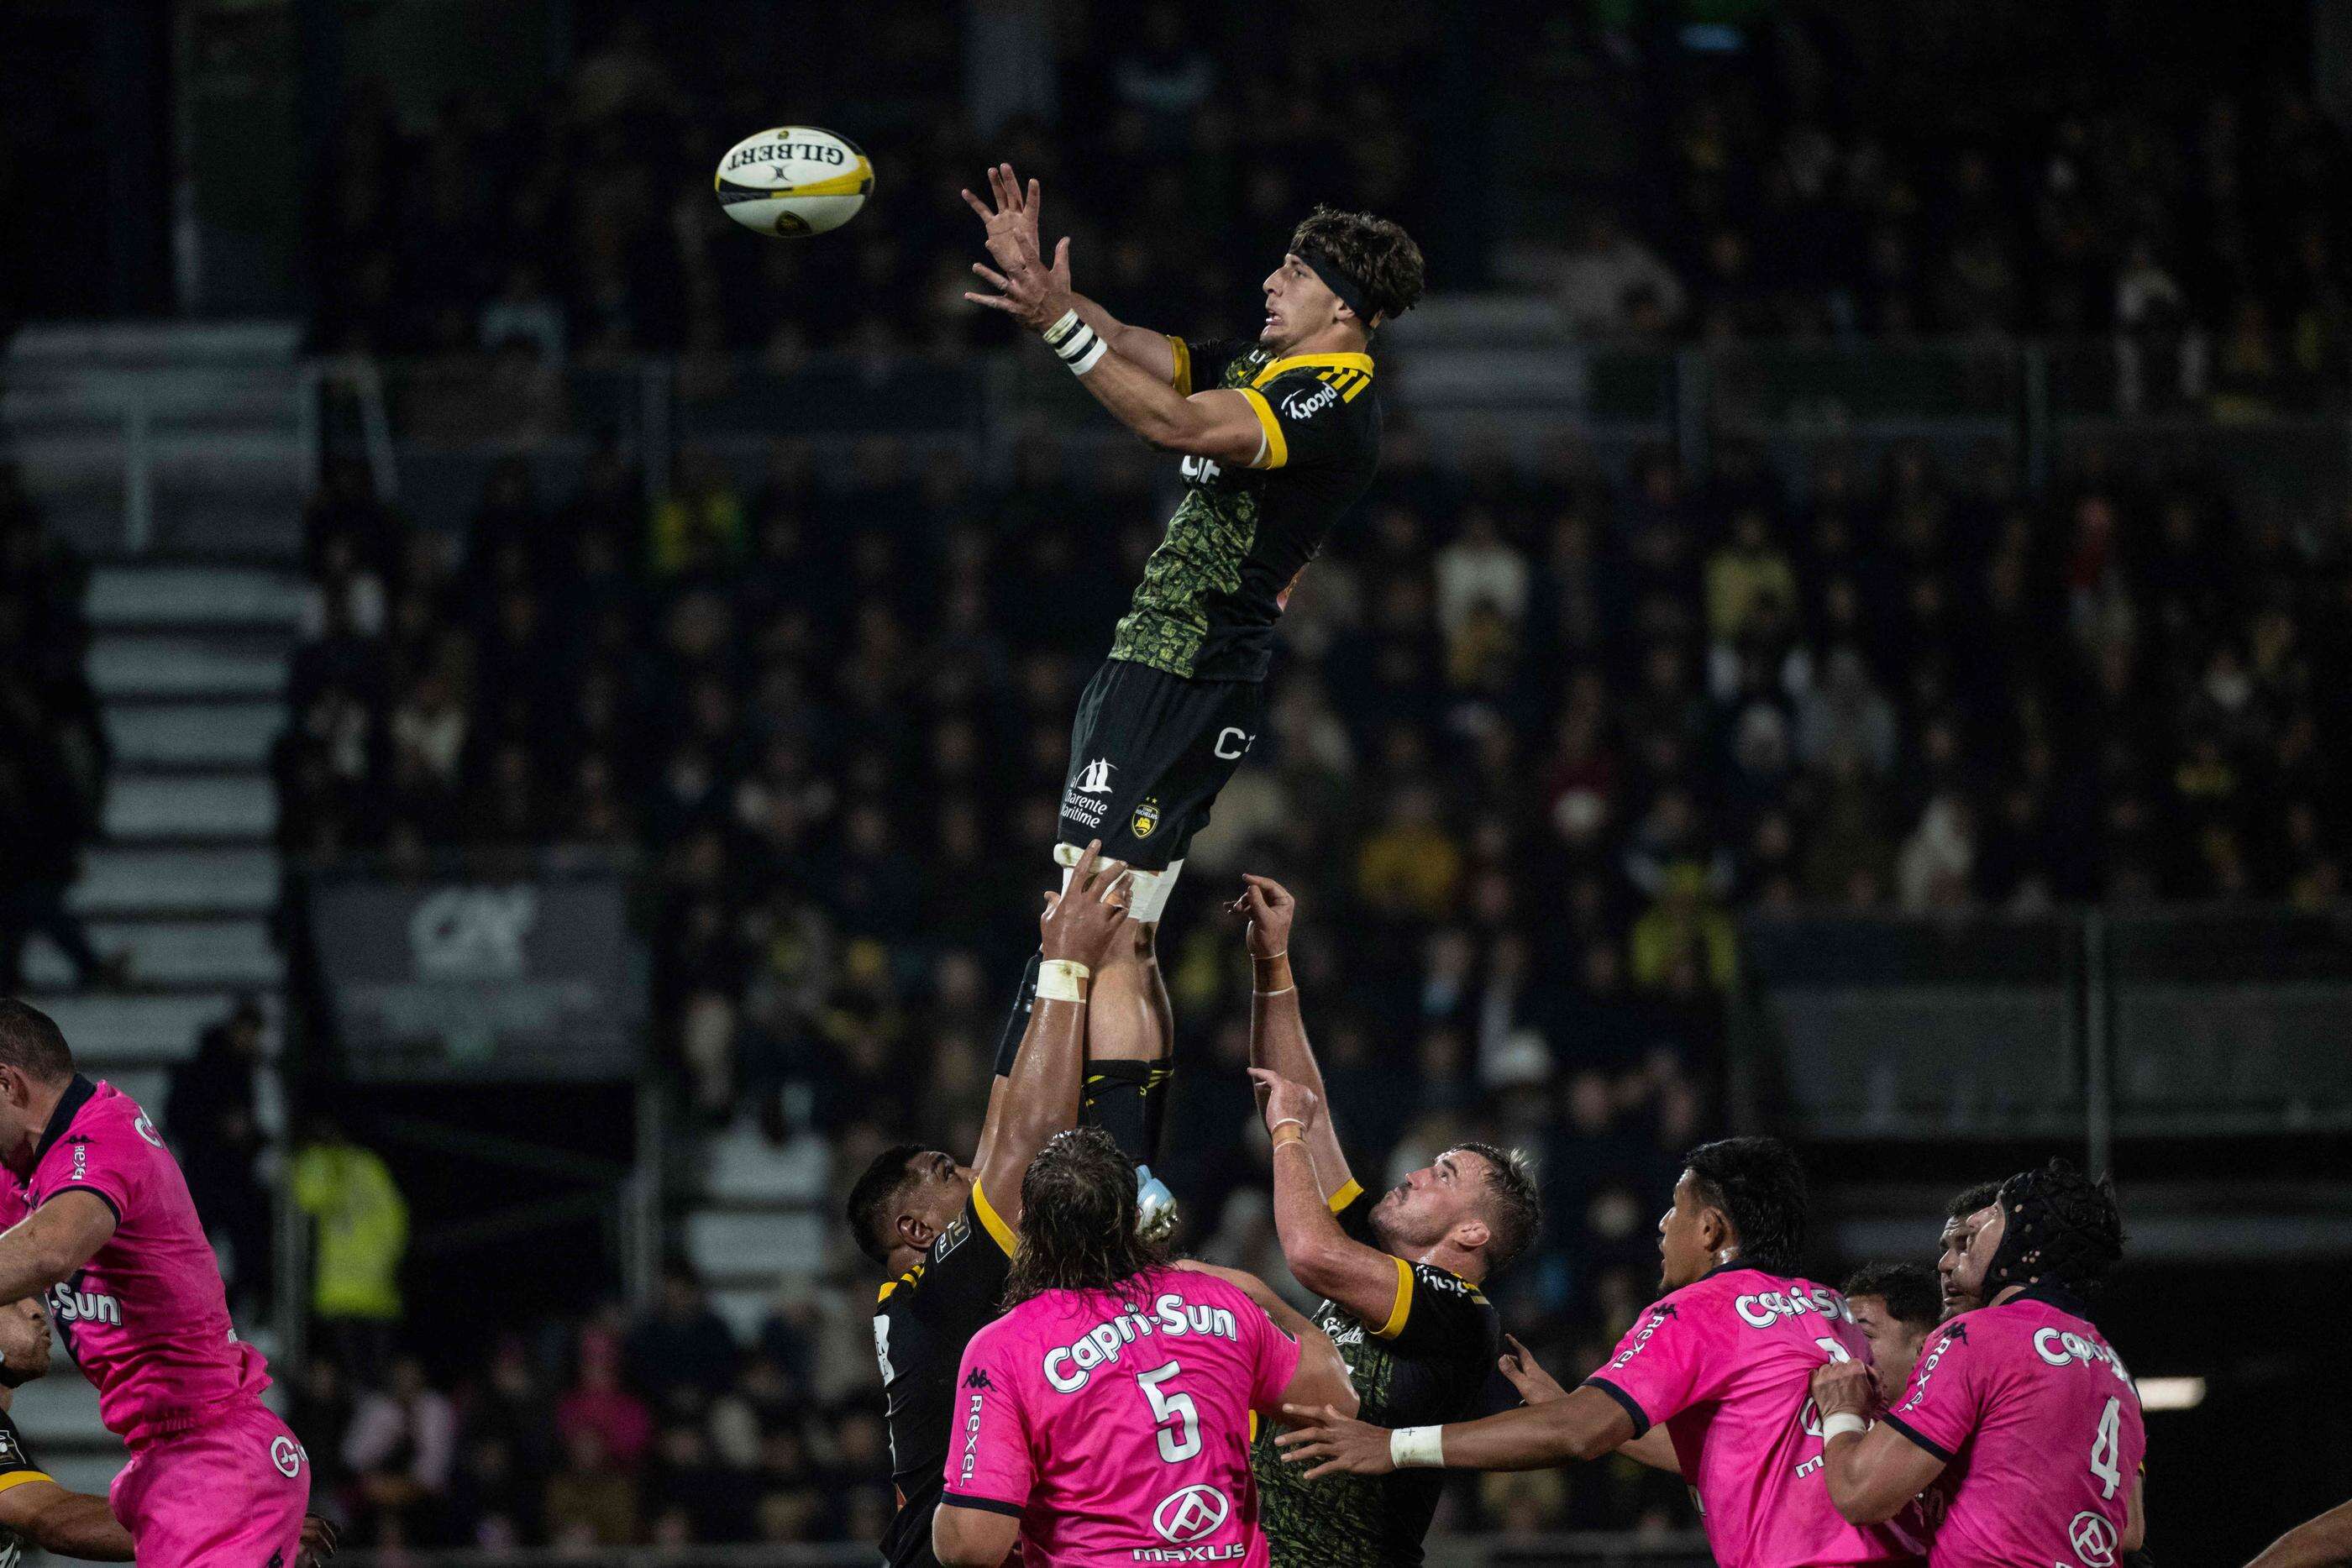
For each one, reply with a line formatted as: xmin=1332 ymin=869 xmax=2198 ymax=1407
xmin=1390 ymin=1425 xmax=1445 ymax=1469
xmin=1052 ymin=847 xmax=1181 ymax=923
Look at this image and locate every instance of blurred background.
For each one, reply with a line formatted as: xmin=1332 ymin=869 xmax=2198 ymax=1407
xmin=6 ymin=0 xmax=2352 ymax=1563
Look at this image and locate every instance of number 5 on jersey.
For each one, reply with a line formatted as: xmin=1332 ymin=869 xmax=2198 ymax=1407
xmin=1140 ymin=1361 xmax=1202 ymax=1462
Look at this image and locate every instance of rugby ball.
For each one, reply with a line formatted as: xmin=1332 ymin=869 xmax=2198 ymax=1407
xmin=715 ymin=127 xmax=873 ymax=238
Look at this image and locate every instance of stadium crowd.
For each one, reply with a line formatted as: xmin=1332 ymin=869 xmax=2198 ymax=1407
xmin=260 ymin=403 xmax=2346 ymax=1544
xmin=312 ymin=2 xmax=2352 ymax=409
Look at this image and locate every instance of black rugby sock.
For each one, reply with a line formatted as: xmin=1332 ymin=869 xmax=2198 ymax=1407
xmin=1142 ymin=1062 xmax=1176 ymax=1161
xmin=1084 ymin=1057 xmax=1155 ymax=1165
xmin=993 ymin=950 xmax=1042 ymax=1078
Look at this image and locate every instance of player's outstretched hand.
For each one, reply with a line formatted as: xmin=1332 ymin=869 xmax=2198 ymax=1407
xmin=297 ymin=1513 xmax=341 ymax=1568
xmin=1274 ymin=1404 xmax=1396 ymax=1479
xmin=1499 ymin=1333 xmax=1570 ymax=1406
xmin=1039 ymin=839 xmax=1132 ymax=969
xmin=1247 ymin=1067 xmax=1320 ymax=1136
xmin=1809 ymin=1356 xmax=1879 ymax=1420
xmin=1228 ymin=873 xmax=1296 ymax=960
xmin=961 ymin=162 xmax=1073 ymax=331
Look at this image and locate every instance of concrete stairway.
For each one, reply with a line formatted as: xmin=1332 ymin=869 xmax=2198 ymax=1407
xmin=3 ymin=321 xmax=307 ymax=1489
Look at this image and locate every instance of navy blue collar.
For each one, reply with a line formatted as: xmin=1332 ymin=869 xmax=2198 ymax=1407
xmin=2012 ymin=1280 xmax=2096 ymax=1322
xmin=29 ymin=1075 xmax=97 ymax=1171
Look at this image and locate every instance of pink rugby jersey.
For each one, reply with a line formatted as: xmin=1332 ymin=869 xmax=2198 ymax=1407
xmin=1583 ymin=1266 xmax=1919 ymax=1568
xmin=942 ymin=1266 xmax=1300 ymax=1566
xmin=0 ymin=1078 xmax=270 ymax=1445
xmin=1882 ymin=1288 xmax=2145 ymax=1568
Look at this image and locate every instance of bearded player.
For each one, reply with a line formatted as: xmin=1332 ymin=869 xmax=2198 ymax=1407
xmin=0 ymin=1001 xmax=339 ymax=1568
xmin=1813 ymin=1160 xmax=2146 ymax=1565
xmin=932 ymin=1128 xmax=1354 ymax=1566
xmin=1229 ymin=876 xmax=1541 ymax=1566
xmin=964 ymin=166 xmax=1425 ymax=1224
xmin=1278 ymin=1137 xmax=1920 ymax=1568
xmin=848 ymin=845 xmax=1132 ymax=1568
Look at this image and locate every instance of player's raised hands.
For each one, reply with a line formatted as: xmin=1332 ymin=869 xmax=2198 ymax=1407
xmin=962 ymin=161 xmax=1073 ymax=330
xmin=1809 ymin=1356 xmax=1880 ymax=1420
xmin=1039 ymin=839 xmax=1132 ymax=968
xmin=1274 ymin=1404 xmax=1396 ymax=1478
xmin=1499 ymin=1333 xmax=1570 ymax=1406
xmin=1248 ymin=1067 xmax=1321 ymax=1135
xmin=1228 ymin=873 xmax=1296 ymax=960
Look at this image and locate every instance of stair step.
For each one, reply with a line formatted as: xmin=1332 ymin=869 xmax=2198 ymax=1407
xmin=24 ymin=992 xmax=247 ymax=1063
xmin=685 ymin=1209 xmax=825 ymax=1286
xmin=3 ymin=319 xmax=303 ymax=364
xmin=90 ymin=634 xmax=288 ymax=699
xmin=71 ymin=846 xmax=281 ymax=915
xmin=86 ymin=564 xmax=306 ymax=631
xmin=25 ymin=917 xmax=281 ymax=989
xmin=103 ymin=774 xmax=277 ymax=841
xmin=701 ymin=1124 xmax=831 ymax=1204
xmin=105 ymin=701 xmax=282 ymax=767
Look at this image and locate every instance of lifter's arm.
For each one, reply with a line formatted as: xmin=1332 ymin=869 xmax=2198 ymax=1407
xmin=0 ymin=1481 xmax=134 ymax=1560
xmin=1231 ymin=877 xmax=1353 ymax=1198
xmin=1173 ymin=1261 xmax=1358 ymax=1420
xmin=1812 ymin=1361 xmax=1947 ymax=1524
xmin=1252 ymin=1072 xmax=1415 ymax=1328
xmin=963 ymin=168 xmax=1266 ymax=467
xmin=1275 ymin=1385 xmax=1637 ymax=1478
xmin=2248 ymin=1496 xmax=2351 ymax=1567
xmin=971 ymin=841 xmax=1131 ymax=1229
xmin=0 ymin=1193 xmax=115 ymax=1304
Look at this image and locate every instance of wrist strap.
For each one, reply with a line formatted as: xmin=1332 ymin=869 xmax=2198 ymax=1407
xmin=1043 ymin=307 xmax=1106 ymax=375
xmin=1037 ymin=958 xmax=1090 ymax=1004
xmin=1822 ymin=1412 xmax=1868 ymax=1441
xmin=1391 ymin=1426 xmax=1445 ymax=1468
xmin=1269 ymin=1117 xmax=1305 ymax=1138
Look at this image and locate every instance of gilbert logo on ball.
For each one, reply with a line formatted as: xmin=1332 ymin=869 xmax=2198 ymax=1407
xmin=716 ymin=126 xmax=873 ymax=237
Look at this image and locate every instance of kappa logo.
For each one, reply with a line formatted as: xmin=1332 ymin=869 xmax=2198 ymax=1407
xmin=963 ymin=1368 xmax=994 ymax=1392
xmin=2067 ymin=1508 xmax=2118 ymax=1567
xmin=1132 ymin=799 xmax=1161 ymax=840
xmin=1074 ymin=758 xmax=1118 ymax=794
xmin=1151 ymin=1485 xmax=1231 ymax=1544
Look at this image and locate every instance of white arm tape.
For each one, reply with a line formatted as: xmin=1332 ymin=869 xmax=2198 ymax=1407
xmin=1036 ymin=959 xmax=1090 ymax=1004
xmin=1823 ymin=1412 xmax=1868 ymax=1441
xmin=1391 ymin=1425 xmax=1445 ymax=1469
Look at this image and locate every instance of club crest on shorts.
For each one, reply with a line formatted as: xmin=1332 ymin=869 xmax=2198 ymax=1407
xmin=1131 ymin=799 xmax=1161 ymax=839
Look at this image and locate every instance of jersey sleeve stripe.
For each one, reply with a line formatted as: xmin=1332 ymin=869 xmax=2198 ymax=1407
xmin=1326 ymin=1178 xmax=1362 ymax=1214
xmin=1239 ymin=387 xmax=1288 ymax=469
xmin=1370 ymin=1255 xmax=1415 ymax=1339
xmin=1581 ymin=1376 xmax=1652 ymax=1439
xmin=939 ymin=1489 xmax=1026 ymax=1518
xmin=1879 ymin=1412 xmax=1954 ymax=1462
xmin=1168 ymin=335 xmax=1193 ymax=396
xmin=972 ymin=1181 xmax=1018 ymax=1257
xmin=0 ymin=1471 xmax=54 ymax=1493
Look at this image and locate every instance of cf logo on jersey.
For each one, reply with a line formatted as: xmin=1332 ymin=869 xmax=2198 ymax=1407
xmin=2068 ymin=1509 xmax=2118 ymax=1567
xmin=133 ymin=1114 xmax=162 ymax=1148
xmin=1213 ymin=727 xmax=1254 ymax=760
xmin=1074 ymin=758 xmax=1118 ymax=794
xmin=1152 ymin=1485 xmax=1231 ymax=1543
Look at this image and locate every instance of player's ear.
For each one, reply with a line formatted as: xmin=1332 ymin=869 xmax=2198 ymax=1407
xmin=1452 ymin=1215 xmax=1491 ymax=1254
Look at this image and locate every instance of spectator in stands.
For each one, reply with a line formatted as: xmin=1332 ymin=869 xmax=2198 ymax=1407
xmin=165 ymin=995 xmax=276 ymax=1319
xmin=624 ymin=1259 xmax=741 ymax=1403
xmin=343 ymin=1354 xmax=457 ymax=1544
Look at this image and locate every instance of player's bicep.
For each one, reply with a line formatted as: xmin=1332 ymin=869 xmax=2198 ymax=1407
xmin=933 ymin=1498 xmax=1022 ymax=1568
xmin=1831 ymin=1423 xmax=1947 ymax=1523
xmin=1293 ymin=1236 xmax=1414 ymax=1335
xmin=1111 ymin=327 xmax=1179 ymax=387
xmin=1174 ymin=389 xmax=1272 ymax=467
xmin=11 ymin=1192 xmax=117 ymax=1284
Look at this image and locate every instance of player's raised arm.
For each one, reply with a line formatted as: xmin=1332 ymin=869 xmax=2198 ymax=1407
xmin=1231 ymin=876 xmax=1353 ymax=1199
xmin=971 ymin=842 xmax=1131 ymax=1229
xmin=962 ymin=164 xmax=1179 ymax=385
xmin=1250 ymin=1069 xmax=1412 ymax=1324
xmin=1172 ymin=1259 xmax=1357 ymax=1420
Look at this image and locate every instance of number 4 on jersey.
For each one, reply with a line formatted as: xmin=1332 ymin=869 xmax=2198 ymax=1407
xmin=1140 ymin=1360 xmax=1202 ymax=1462
xmin=2088 ymin=1395 xmax=2122 ymax=1498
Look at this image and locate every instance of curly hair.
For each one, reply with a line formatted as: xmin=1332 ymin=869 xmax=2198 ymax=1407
xmin=1945 ymin=1180 xmax=2003 ymax=1222
xmin=1289 ymin=206 xmax=1426 ymax=328
xmin=1987 ymin=1159 xmax=2125 ymax=1296
xmin=1843 ymin=1261 xmax=1941 ymax=1329
xmin=1451 ymin=1141 xmax=1543 ymax=1276
xmin=1683 ymin=1136 xmax=1809 ymax=1276
xmin=1003 ymin=1128 xmax=1168 ymax=1310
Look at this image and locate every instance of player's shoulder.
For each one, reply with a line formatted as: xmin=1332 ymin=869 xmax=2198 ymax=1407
xmin=1255 ymin=359 xmax=1379 ymax=421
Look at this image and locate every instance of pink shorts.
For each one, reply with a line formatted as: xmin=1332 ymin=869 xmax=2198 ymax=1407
xmin=111 ymin=1400 xmax=310 ymax=1568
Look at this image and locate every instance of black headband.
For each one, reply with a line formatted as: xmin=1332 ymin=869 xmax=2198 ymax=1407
xmin=1297 ymin=246 xmax=1376 ymax=326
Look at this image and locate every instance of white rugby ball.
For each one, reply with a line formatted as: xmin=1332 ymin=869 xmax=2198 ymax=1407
xmin=714 ymin=126 xmax=873 ymax=238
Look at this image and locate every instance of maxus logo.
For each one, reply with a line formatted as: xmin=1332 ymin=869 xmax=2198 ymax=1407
xmin=1151 ymin=1486 xmax=1231 ymax=1544
xmin=410 ymin=887 xmax=537 ymax=980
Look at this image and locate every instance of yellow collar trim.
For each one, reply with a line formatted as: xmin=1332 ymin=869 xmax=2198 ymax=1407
xmin=1252 ymin=352 xmax=1375 ymax=388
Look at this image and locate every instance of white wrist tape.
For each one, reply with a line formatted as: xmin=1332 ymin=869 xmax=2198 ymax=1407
xmin=1823 ymin=1412 xmax=1867 ymax=1441
xmin=1043 ymin=307 xmax=1106 ymax=375
xmin=1037 ymin=959 xmax=1090 ymax=1004
xmin=1390 ymin=1426 xmax=1445 ymax=1469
